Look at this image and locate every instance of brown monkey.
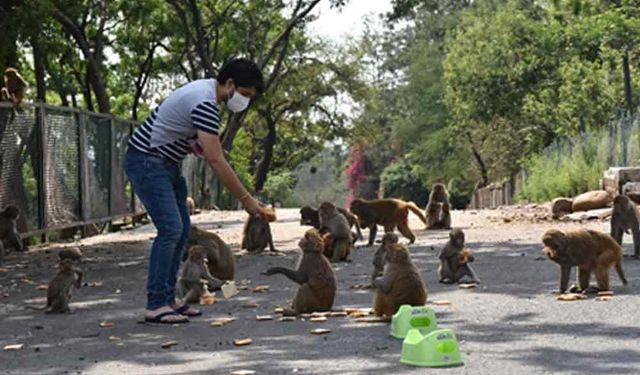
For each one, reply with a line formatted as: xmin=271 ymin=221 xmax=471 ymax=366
xmin=241 ymin=215 xmax=276 ymax=254
xmin=299 ymin=205 xmax=363 ymax=242
xmin=45 ymin=259 xmax=83 ymax=313
xmin=372 ymin=243 xmax=427 ymax=319
xmin=437 ymin=229 xmax=480 ymax=284
xmin=58 ymin=246 xmax=83 ymax=263
xmin=610 ymin=194 xmax=640 ymax=259
xmin=1 ymin=68 xmax=27 ymax=106
xmin=177 ymin=245 xmax=224 ymax=303
xmin=350 ymin=198 xmax=427 ymax=246
xmin=318 ymin=202 xmax=352 ymax=262
xmin=263 ymin=229 xmax=337 ymax=316
xmin=0 ymin=205 xmax=24 ymax=252
xmin=371 ymin=232 xmax=399 ymax=282
xmin=542 ymin=229 xmax=627 ymax=294
xmin=425 ymin=183 xmax=452 ymax=230
xmin=188 ymin=225 xmax=235 ymax=281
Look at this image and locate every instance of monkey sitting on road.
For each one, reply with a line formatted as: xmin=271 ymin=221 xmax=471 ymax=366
xmin=318 ymin=202 xmax=352 ymax=262
xmin=187 ymin=225 xmax=235 ymax=281
xmin=542 ymin=229 xmax=627 ymax=294
xmin=610 ymin=194 xmax=640 ymax=259
xmin=350 ymin=198 xmax=426 ymax=246
xmin=242 ymin=215 xmax=276 ymax=253
xmin=177 ymin=245 xmax=224 ymax=303
xmin=263 ymin=229 xmax=337 ymax=316
xmin=371 ymin=233 xmax=399 ymax=282
xmin=0 ymin=205 xmax=24 ymax=253
xmin=425 ymin=183 xmax=452 ymax=230
xmin=300 ymin=205 xmax=363 ymax=242
xmin=372 ymin=242 xmax=427 ymax=319
xmin=437 ymin=229 xmax=480 ymax=284
xmin=1 ymin=68 xmax=27 ymax=107
xmin=45 ymin=259 xmax=83 ymax=313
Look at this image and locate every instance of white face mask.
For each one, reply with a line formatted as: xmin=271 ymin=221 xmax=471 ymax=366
xmin=226 ymin=89 xmax=250 ymax=113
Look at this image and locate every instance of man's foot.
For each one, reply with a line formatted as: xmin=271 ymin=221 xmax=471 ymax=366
xmin=172 ymin=303 xmax=202 ymax=317
xmin=144 ymin=306 xmax=188 ymax=324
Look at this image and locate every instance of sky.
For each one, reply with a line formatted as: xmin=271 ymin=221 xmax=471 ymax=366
xmin=308 ymin=0 xmax=393 ymax=41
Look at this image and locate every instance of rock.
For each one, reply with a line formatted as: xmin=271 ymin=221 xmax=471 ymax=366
xmin=551 ymin=197 xmax=573 ymax=218
xmin=572 ymin=190 xmax=612 ymax=212
xmin=622 ymin=182 xmax=640 ymax=204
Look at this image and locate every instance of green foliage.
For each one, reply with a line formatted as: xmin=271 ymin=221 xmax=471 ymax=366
xmin=380 ymin=159 xmax=428 ymax=206
xmin=262 ymin=171 xmax=296 ymax=205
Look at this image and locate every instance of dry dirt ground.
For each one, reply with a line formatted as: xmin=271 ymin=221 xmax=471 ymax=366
xmin=1 ymin=208 xmax=640 ymax=375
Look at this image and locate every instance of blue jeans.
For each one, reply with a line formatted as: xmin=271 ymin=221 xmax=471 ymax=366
xmin=124 ymin=147 xmax=190 ymax=310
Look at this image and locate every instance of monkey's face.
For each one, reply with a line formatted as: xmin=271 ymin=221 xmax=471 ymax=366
xmin=542 ymin=230 xmax=567 ymax=260
xmin=318 ymin=202 xmax=337 ymax=220
xmin=59 ymin=258 xmax=74 ymax=272
xmin=300 ymin=206 xmax=316 ymax=225
xmin=449 ymin=229 xmax=465 ymax=247
xmin=188 ymin=246 xmax=206 ymax=264
xmin=382 ymin=233 xmax=399 ymax=247
xmin=384 ymin=243 xmax=411 ymax=264
xmin=299 ymin=229 xmax=323 ymax=253
xmin=349 ymin=199 xmax=364 ymax=213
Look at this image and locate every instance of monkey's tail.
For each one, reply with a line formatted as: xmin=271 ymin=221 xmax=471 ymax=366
xmin=406 ymin=201 xmax=427 ymax=224
xmin=615 ymin=261 xmax=628 ymax=285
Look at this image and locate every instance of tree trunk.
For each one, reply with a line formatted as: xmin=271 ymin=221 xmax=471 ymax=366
xmin=466 ymin=132 xmax=489 ymax=186
xmin=0 ymin=0 xmax=19 ymax=70
xmin=253 ymin=120 xmax=277 ymax=193
xmin=622 ymin=50 xmax=633 ymax=114
xmin=31 ymin=35 xmax=46 ymax=102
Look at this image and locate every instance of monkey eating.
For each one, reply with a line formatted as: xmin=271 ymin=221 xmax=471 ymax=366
xmin=350 ymin=198 xmax=427 ymax=246
xmin=241 ymin=215 xmax=276 ymax=254
xmin=318 ymin=202 xmax=352 ymax=262
xmin=542 ymin=229 xmax=628 ymax=294
xmin=262 ymin=229 xmax=337 ymax=316
xmin=425 ymin=183 xmax=452 ymax=230
xmin=371 ymin=232 xmax=399 ymax=282
xmin=610 ymin=194 xmax=640 ymax=259
xmin=0 ymin=205 xmax=24 ymax=254
xmin=1 ymin=68 xmax=27 ymax=107
xmin=372 ymin=242 xmax=428 ymax=319
xmin=58 ymin=246 xmax=83 ymax=263
xmin=437 ymin=229 xmax=480 ymax=284
xmin=300 ymin=205 xmax=363 ymax=242
xmin=188 ymin=225 xmax=235 ymax=281
xmin=177 ymin=245 xmax=224 ymax=303
xmin=45 ymin=259 xmax=83 ymax=313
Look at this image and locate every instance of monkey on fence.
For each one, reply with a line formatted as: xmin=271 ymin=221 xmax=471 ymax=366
xmin=1 ymin=68 xmax=27 ymax=107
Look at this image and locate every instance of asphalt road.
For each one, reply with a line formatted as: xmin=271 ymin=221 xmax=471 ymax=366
xmin=1 ymin=208 xmax=638 ymax=375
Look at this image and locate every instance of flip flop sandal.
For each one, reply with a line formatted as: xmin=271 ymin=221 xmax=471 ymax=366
xmin=144 ymin=311 xmax=189 ymax=325
xmin=174 ymin=304 xmax=202 ymax=317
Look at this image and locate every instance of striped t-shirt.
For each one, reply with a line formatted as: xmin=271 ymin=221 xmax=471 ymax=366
xmin=128 ymin=79 xmax=221 ymax=162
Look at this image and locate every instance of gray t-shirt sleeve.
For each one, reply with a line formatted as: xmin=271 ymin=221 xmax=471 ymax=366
xmin=190 ymin=101 xmax=221 ymax=135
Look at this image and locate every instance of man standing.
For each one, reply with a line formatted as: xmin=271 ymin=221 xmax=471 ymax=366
xmin=125 ymin=59 xmax=269 ymax=324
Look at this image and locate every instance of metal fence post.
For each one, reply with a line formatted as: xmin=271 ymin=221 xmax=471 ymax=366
xmin=78 ymin=111 xmax=89 ymax=222
xmin=37 ymin=103 xmax=47 ymax=231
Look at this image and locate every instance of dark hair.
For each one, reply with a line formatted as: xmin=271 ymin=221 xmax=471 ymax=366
xmin=216 ymin=58 xmax=264 ymax=93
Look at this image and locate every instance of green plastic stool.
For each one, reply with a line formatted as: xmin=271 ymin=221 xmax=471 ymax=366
xmin=390 ymin=304 xmax=438 ymax=339
xmin=401 ymin=328 xmax=463 ymax=367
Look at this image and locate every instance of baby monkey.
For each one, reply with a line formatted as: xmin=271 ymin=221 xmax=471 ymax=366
xmin=177 ymin=245 xmax=224 ymax=304
xmin=371 ymin=233 xmax=399 ymax=282
xmin=45 ymin=259 xmax=83 ymax=313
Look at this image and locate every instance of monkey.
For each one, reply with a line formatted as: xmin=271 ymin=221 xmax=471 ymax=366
xmin=542 ymin=229 xmax=627 ymax=294
xmin=45 ymin=259 xmax=83 ymax=313
xmin=177 ymin=245 xmax=224 ymax=303
xmin=0 ymin=205 xmax=24 ymax=253
xmin=437 ymin=229 xmax=480 ymax=284
xmin=425 ymin=183 xmax=452 ymax=230
xmin=1 ymin=68 xmax=27 ymax=107
xmin=187 ymin=197 xmax=196 ymax=215
xmin=610 ymin=194 xmax=640 ymax=259
xmin=187 ymin=225 xmax=235 ymax=281
xmin=318 ymin=202 xmax=352 ymax=262
xmin=299 ymin=205 xmax=363 ymax=242
xmin=372 ymin=242 xmax=428 ymax=319
xmin=201 ymin=188 xmax=211 ymax=210
xmin=262 ymin=229 xmax=337 ymax=316
xmin=58 ymin=246 xmax=83 ymax=263
xmin=371 ymin=232 xmax=399 ymax=282
xmin=241 ymin=215 xmax=276 ymax=254
xmin=350 ymin=198 xmax=427 ymax=246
